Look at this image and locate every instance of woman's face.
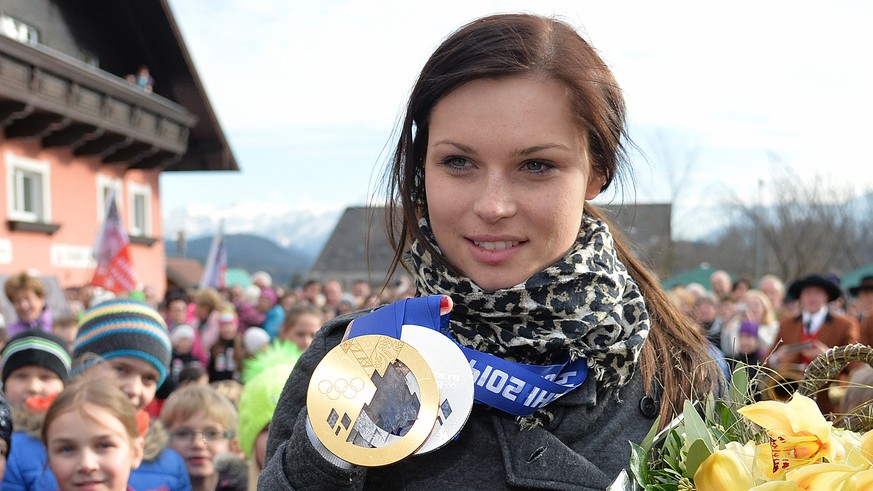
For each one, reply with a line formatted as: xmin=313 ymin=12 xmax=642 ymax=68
xmin=424 ymin=75 xmax=603 ymax=291
xmin=12 ymin=289 xmax=45 ymax=323
xmin=744 ymin=294 xmax=765 ymax=322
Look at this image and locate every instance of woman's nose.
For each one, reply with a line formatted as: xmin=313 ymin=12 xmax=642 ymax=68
xmin=472 ymin=174 xmax=516 ymax=223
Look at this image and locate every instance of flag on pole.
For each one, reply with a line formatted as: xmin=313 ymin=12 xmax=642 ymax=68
xmin=90 ymin=189 xmax=138 ymax=293
xmin=199 ymin=221 xmax=227 ymax=289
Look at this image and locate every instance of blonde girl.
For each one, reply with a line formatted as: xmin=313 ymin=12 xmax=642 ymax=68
xmin=42 ymin=378 xmax=144 ymax=491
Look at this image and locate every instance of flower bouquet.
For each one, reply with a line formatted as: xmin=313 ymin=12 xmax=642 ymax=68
xmin=618 ymin=345 xmax=873 ymax=491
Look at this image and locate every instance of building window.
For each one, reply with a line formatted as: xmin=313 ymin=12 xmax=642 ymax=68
xmin=0 ymin=14 xmax=39 ymax=45
xmin=128 ymin=182 xmax=152 ymax=237
xmin=96 ymin=173 xmax=123 ymax=219
xmin=5 ymin=152 xmax=51 ymax=223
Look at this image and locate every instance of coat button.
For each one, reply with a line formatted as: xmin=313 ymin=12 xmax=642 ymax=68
xmin=639 ymin=395 xmax=658 ymax=418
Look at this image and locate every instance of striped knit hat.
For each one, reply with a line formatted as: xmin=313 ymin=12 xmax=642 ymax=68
xmin=1 ymin=329 xmax=71 ymax=385
xmin=73 ymin=298 xmax=172 ymax=385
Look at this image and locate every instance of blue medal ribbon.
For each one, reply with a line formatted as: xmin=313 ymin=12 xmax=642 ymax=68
xmin=348 ymin=295 xmax=588 ymax=417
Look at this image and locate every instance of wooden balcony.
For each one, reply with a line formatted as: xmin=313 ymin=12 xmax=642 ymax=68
xmin=0 ymin=34 xmax=197 ymax=169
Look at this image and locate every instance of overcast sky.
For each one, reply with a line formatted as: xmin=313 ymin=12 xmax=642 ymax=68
xmin=160 ymin=0 xmax=873 ymax=240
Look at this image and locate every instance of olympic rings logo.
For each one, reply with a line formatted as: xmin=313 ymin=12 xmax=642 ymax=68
xmin=318 ymin=377 xmax=365 ymax=400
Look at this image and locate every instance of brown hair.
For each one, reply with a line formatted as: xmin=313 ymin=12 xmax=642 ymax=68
xmin=160 ymin=383 xmax=237 ymax=432
xmin=193 ymin=288 xmax=222 ymax=312
xmin=41 ymin=377 xmax=139 ymax=445
xmin=280 ymin=304 xmax=323 ymax=338
xmin=4 ymin=272 xmax=45 ymax=302
xmin=381 ymin=13 xmax=721 ymax=425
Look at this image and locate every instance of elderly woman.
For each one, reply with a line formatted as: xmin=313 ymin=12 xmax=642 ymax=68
xmin=3 ymin=272 xmax=52 ymax=337
xmin=261 ymin=13 xmax=723 ymax=489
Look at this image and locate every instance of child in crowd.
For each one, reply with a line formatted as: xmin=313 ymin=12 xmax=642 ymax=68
xmin=257 ymin=289 xmax=284 ymax=340
xmin=0 ymin=392 xmax=12 ymax=481
xmin=208 ymin=310 xmax=242 ymax=382
xmin=178 ymin=366 xmax=208 ymax=386
xmin=209 ymin=380 xmax=243 ymax=410
xmin=277 ymin=304 xmax=323 ymax=352
xmin=41 ymin=378 xmax=144 ymax=491
xmin=164 ymin=293 xmax=191 ymax=329
xmin=0 ymin=329 xmax=70 ymax=406
xmin=160 ymin=384 xmax=241 ymax=491
xmin=2 ymin=329 xmax=71 ymax=489
xmin=72 ymin=298 xmax=191 ymax=491
xmin=736 ymin=320 xmax=760 ymax=366
xmin=241 ymin=327 xmax=270 ymax=359
xmin=238 ymin=341 xmax=300 ymax=488
xmin=50 ymin=316 xmax=78 ymax=352
xmin=170 ymin=324 xmax=200 ymax=385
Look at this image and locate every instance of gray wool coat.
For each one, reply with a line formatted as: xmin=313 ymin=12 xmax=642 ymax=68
xmin=260 ymin=312 xmax=660 ymax=490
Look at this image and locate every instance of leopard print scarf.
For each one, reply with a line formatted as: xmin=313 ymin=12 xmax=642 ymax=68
xmin=407 ymin=216 xmax=650 ymax=394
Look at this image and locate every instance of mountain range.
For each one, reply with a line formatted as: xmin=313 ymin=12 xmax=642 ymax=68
xmin=162 ymin=202 xmax=345 ymax=285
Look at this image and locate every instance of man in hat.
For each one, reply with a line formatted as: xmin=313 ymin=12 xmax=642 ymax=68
xmin=849 ymin=275 xmax=873 ymax=345
xmin=771 ymin=273 xmax=859 ymax=412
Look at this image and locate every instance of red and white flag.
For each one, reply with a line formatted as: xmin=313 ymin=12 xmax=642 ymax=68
xmin=90 ymin=189 xmax=138 ymax=293
xmin=199 ymin=220 xmax=227 ymax=289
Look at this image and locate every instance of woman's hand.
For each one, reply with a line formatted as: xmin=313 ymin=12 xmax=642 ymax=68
xmin=342 ymin=295 xmax=454 ymax=341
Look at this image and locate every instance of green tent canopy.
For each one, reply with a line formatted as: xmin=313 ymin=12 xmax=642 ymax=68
xmin=842 ymin=262 xmax=873 ymax=296
xmin=225 ymin=268 xmax=253 ymax=288
xmin=661 ymin=264 xmax=719 ymax=291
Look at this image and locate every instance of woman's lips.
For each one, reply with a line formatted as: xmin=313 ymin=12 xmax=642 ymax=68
xmin=472 ymin=240 xmax=520 ymax=250
xmin=466 ymin=238 xmax=524 ymax=265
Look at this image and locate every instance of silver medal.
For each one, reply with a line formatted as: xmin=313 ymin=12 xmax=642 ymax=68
xmin=400 ymin=324 xmax=474 ymax=454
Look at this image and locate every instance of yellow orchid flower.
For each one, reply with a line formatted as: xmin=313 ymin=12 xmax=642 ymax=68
xmin=738 ymin=394 xmax=840 ymax=478
xmin=849 ymin=469 xmax=873 ymax=490
xmin=859 ymin=431 xmax=873 ymax=467
xmin=694 ymin=442 xmax=755 ymax=491
xmin=832 ymin=427 xmax=867 ymax=467
xmin=748 ymin=482 xmax=802 ymax=491
xmin=784 ymin=463 xmax=858 ymax=491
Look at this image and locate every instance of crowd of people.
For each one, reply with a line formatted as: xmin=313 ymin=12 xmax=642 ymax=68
xmin=668 ymin=269 xmax=873 ymax=414
xmin=0 ymin=270 xmax=414 ymax=490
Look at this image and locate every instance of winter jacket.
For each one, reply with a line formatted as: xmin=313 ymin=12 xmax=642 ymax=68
xmin=260 ymin=312 xmax=661 ymax=490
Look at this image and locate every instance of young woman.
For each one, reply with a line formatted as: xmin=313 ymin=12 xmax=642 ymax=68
xmin=261 ymin=13 xmax=723 ymax=489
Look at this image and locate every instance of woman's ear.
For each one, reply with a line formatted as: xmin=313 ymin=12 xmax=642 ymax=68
xmin=585 ymin=171 xmax=607 ymax=200
xmin=130 ymin=435 xmax=145 ymax=470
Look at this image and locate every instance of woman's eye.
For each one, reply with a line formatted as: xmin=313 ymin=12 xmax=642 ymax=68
xmin=439 ymin=156 xmax=471 ymax=172
xmin=524 ymin=160 xmax=552 ymax=174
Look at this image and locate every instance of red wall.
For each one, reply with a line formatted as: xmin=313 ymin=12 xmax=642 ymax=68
xmin=0 ymin=137 xmax=166 ymax=299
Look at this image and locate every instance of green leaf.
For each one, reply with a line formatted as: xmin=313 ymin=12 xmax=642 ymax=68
xmin=640 ymin=416 xmax=662 ymax=453
xmin=684 ymin=438 xmax=712 ymax=480
xmin=663 ymin=431 xmax=683 ymax=471
xmin=730 ymin=362 xmax=750 ymax=405
xmin=629 ymin=442 xmax=651 ymax=485
xmin=683 ymin=400 xmax=714 ymax=452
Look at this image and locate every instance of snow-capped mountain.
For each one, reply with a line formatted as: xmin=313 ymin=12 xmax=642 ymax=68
xmin=162 ymin=201 xmax=345 ymax=258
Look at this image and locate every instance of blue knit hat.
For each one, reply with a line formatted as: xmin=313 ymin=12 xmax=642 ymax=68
xmin=73 ymin=298 xmax=172 ymax=385
xmin=1 ymin=329 xmax=71 ymax=385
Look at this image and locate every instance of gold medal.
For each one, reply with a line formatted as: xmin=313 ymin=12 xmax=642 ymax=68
xmin=307 ymin=334 xmax=440 ymax=466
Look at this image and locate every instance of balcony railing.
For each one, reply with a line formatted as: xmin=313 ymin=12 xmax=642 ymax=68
xmin=0 ymin=35 xmax=197 ymax=169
